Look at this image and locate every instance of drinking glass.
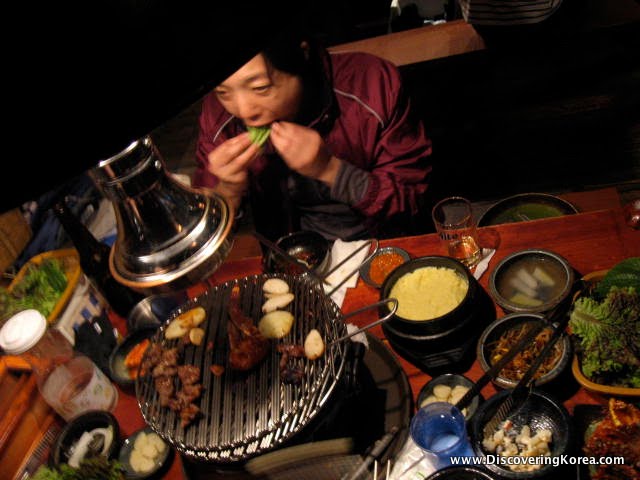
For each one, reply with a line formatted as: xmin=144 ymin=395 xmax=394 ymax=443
xmin=432 ymin=196 xmax=482 ymax=268
xmin=410 ymin=402 xmax=475 ymax=471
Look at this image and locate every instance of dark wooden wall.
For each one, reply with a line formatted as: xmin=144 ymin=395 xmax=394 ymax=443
xmin=399 ymin=9 xmax=640 ymax=204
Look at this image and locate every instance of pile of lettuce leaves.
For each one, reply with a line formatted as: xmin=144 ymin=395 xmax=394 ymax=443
xmin=0 ymin=258 xmax=68 ymax=321
xmin=569 ymin=257 xmax=640 ymax=388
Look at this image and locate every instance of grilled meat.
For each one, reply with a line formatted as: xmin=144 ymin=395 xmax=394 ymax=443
xmin=277 ymin=344 xmax=305 ymax=357
xmin=151 ymin=347 xmax=180 ymax=377
xmin=169 ymin=384 xmax=203 ymax=409
xmin=141 ymin=343 xmax=164 ymax=373
xmin=277 ymin=343 xmax=305 ymax=385
xmin=143 ymin=341 xmax=203 ymax=429
xmin=227 ymin=286 xmax=270 ymax=371
xmin=584 ymin=398 xmax=640 ymax=480
xmin=154 ymin=375 xmax=175 ymax=407
xmin=281 ymin=365 xmax=304 ymax=385
xmin=179 ymin=403 xmax=201 ymax=428
xmin=177 ymin=365 xmax=201 ymax=385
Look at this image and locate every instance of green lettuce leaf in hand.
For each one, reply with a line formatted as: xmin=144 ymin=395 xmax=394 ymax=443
xmin=247 ymin=126 xmax=271 ymax=147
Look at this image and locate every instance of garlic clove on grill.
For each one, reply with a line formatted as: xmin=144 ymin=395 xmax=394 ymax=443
xmin=262 ymin=293 xmax=294 ymax=313
xmin=263 ymin=278 xmax=290 ymax=295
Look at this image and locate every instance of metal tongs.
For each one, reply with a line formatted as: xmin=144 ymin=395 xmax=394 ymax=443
xmin=254 ymin=232 xmax=397 ymax=346
xmin=254 ymin=231 xmax=380 ymax=297
xmin=455 ymin=283 xmax=579 ymax=415
xmin=481 ymin=306 xmax=573 ymax=437
xmin=480 ymin=281 xmax=584 ymax=437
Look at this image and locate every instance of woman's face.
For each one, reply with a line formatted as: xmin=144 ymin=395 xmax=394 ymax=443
xmin=214 ymin=53 xmax=303 ymax=127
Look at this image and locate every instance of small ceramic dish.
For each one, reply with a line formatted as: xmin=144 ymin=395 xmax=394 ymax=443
xmin=416 ymin=373 xmax=481 ymax=420
xmin=118 ymin=426 xmax=171 ymax=479
xmin=469 ymin=389 xmax=573 ymax=479
xmin=359 ymin=246 xmax=411 ymax=288
xmin=108 ymin=326 xmax=158 ymax=388
xmin=488 ymin=249 xmax=575 ymax=314
xmin=263 ymin=230 xmax=331 ymax=276
xmin=50 ymin=410 xmax=120 ymax=468
xmin=477 ymin=312 xmax=572 ymax=390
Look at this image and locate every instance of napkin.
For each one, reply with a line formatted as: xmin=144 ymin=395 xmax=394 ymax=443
xmin=473 ymin=248 xmax=496 ymax=281
xmin=388 ymin=436 xmax=436 ymax=479
xmin=323 ymin=239 xmax=370 ymax=308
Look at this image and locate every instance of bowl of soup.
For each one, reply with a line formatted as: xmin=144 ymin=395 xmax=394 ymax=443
xmin=488 ymin=249 xmax=575 ymax=314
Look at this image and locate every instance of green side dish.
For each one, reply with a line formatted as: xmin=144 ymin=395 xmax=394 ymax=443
xmin=493 ymin=203 xmax=564 ymax=224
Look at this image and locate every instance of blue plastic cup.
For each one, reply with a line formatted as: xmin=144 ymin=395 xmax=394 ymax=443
xmin=410 ymin=402 xmax=475 ymax=471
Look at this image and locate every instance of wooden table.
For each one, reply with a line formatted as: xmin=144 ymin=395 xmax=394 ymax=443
xmin=107 ymin=195 xmax=638 ymax=479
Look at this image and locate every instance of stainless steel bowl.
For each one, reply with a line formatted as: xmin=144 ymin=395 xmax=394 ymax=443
xmin=488 ymin=249 xmax=574 ymax=314
xmin=126 ymin=291 xmax=189 ymax=332
xmin=476 ymin=313 xmax=572 ymax=390
xmin=417 ymin=373 xmax=481 ymax=420
xmin=469 ymin=389 xmax=573 ymax=479
xmin=263 ymin=230 xmax=331 ymax=276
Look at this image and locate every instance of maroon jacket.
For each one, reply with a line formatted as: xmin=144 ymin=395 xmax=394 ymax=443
xmin=193 ymin=51 xmax=433 ymax=240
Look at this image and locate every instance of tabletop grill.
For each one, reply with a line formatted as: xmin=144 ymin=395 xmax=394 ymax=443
xmin=136 ymin=273 xmax=349 ymax=462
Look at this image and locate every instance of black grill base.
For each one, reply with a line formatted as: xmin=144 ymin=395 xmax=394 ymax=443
xmin=182 ymin=336 xmax=411 ymax=479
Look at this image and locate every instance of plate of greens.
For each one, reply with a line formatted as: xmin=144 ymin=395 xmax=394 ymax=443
xmin=477 ymin=193 xmax=578 ymax=226
xmin=568 ymin=257 xmax=640 ymax=396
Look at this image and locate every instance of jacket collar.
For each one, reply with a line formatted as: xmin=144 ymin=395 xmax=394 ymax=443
xmin=305 ymin=48 xmax=339 ymax=136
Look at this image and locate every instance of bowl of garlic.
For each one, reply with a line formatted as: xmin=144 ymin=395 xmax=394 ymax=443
xmin=416 ymin=373 xmax=481 ymax=420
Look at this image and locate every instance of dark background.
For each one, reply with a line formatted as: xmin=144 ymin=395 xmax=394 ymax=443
xmin=3 ymin=0 xmax=395 ymax=212
xmin=3 ymin=0 xmax=639 ymax=212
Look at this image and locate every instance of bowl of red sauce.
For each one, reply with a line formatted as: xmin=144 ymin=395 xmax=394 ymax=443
xmin=360 ymin=246 xmax=411 ymax=288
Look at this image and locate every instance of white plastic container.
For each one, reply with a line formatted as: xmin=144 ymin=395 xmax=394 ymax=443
xmin=0 ymin=309 xmax=117 ymax=421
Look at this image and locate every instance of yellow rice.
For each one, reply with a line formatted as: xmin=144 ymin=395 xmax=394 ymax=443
xmin=390 ymin=266 xmax=468 ymax=320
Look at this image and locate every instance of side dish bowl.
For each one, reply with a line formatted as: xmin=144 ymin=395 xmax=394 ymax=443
xmin=416 ymin=373 xmax=481 ymax=420
xmin=477 ymin=313 xmax=572 ymax=390
xmin=488 ymin=249 xmax=574 ymax=314
xmin=263 ymin=230 xmax=331 ymax=276
xmin=477 ymin=193 xmax=578 ymax=227
xmin=50 ymin=410 xmax=120 ymax=467
xmin=469 ymin=389 xmax=573 ymax=479
xmin=359 ymin=246 xmax=410 ymax=288
xmin=118 ymin=426 xmax=171 ymax=479
xmin=109 ymin=326 xmax=158 ymax=388
xmin=569 ymin=269 xmax=640 ymax=397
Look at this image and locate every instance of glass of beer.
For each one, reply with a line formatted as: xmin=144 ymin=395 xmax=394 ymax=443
xmin=432 ymin=196 xmax=482 ymax=268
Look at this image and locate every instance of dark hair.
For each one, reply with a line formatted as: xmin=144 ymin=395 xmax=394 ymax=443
xmin=261 ymin=28 xmax=331 ymax=124
xmin=263 ymin=28 xmax=327 ymax=79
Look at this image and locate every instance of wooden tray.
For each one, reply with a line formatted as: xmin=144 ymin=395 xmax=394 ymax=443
xmin=9 ymin=248 xmax=81 ymax=324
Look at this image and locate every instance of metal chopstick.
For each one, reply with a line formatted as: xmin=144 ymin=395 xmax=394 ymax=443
xmin=482 ymin=304 xmax=573 ymax=437
xmin=329 ymin=299 xmax=398 ymax=346
xmin=253 ymin=231 xmax=332 ymax=285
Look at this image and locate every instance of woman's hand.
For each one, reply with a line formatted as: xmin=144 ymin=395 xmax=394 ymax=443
xmin=206 ymin=133 xmax=259 ymax=210
xmin=270 ymin=122 xmax=341 ymax=186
